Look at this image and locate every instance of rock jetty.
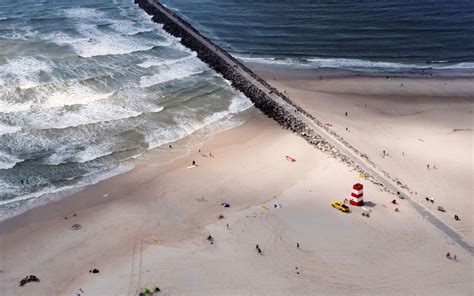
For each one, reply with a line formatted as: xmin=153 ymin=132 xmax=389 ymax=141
xmin=135 ymin=0 xmax=408 ymax=195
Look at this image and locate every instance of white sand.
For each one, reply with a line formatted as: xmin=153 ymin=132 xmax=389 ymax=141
xmin=258 ymin=71 xmax=473 ymax=245
xmin=1 ymin=108 xmax=471 ymax=295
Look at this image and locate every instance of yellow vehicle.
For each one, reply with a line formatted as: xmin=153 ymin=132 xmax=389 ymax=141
xmin=331 ymin=201 xmax=349 ymax=212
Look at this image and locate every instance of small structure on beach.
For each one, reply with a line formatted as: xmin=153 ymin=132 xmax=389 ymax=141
xmin=350 ymin=183 xmax=364 ymax=206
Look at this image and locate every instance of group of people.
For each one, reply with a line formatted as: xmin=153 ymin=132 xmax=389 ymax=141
xmin=191 ymin=150 xmax=215 ymax=166
xmin=446 ymin=252 xmax=457 ymax=261
xmin=254 ymin=242 xmax=300 ymax=255
xmin=198 ymin=149 xmax=212 ymax=157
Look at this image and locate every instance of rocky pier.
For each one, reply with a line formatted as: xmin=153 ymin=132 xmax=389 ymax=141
xmin=134 ymin=0 xmax=354 ymax=166
xmin=134 ymin=0 xmax=473 ymax=254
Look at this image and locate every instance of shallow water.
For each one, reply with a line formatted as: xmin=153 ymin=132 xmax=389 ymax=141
xmin=0 ymin=0 xmax=252 ymax=219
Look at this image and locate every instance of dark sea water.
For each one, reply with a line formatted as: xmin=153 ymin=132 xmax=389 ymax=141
xmin=161 ymin=0 xmax=474 ymax=74
xmin=0 ymin=0 xmax=252 ymax=219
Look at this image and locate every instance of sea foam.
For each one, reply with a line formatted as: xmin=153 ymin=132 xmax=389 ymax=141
xmin=139 ymin=58 xmax=207 ymax=87
xmin=0 ymin=56 xmax=52 ymax=88
xmin=237 ymin=55 xmax=474 ymax=72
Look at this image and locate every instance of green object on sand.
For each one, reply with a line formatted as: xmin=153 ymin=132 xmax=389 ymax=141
xmin=143 ymin=287 xmax=151 ymax=294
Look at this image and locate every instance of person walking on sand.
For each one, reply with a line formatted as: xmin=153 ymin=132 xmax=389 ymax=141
xmin=427 ymin=164 xmax=430 ymax=169
xmin=192 ymin=160 xmax=196 ymax=166
xmin=345 ymin=112 xmax=348 ymax=117
xmin=296 ymin=242 xmax=300 ymax=249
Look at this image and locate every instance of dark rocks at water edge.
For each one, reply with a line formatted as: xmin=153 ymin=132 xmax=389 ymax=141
xmin=134 ymin=1 xmax=337 ymax=156
xmin=134 ymin=0 xmax=415 ymax=196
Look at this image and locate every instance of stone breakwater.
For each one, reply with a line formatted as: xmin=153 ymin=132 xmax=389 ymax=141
xmin=134 ymin=0 xmax=474 ymax=255
xmin=134 ymin=0 xmax=413 ymax=196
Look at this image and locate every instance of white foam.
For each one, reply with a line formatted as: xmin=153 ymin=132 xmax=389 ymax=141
xmin=146 ymin=91 xmax=252 ymax=150
xmin=0 ymin=122 xmax=21 ymax=136
xmin=109 ymin=19 xmax=154 ymax=35
xmin=42 ymin=18 xmax=165 ymax=58
xmin=202 ymin=93 xmax=253 ymax=126
xmin=51 ymin=8 xmax=173 ymax=58
xmin=0 ymin=25 xmax=37 ymax=40
xmin=43 ymin=143 xmax=116 ymax=165
xmin=30 ymin=104 xmax=144 ymax=130
xmin=43 ymin=83 xmax=114 ymax=108
xmin=71 ymin=24 xmax=163 ymax=57
xmin=238 ymin=56 xmax=474 ymax=71
xmin=228 ymin=92 xmax=253 ymax=113
xmin=0 ymin=151 xmax=23 ymax=170
xmin=138 ymin=54 xmax=196 ymax=68
xmin=149 ymin=106 xmax=165 ymax=113
xmin=436 ymin=62 xmax=474 ymax=69
xmin=0 ymin=56 xmax=52 ymax=88
xmin=0 ymin=163 xmax=134 ymax=221
xmin=63 ymin=8 xmax=105 ymax=20
xmin=0 ymin=99 xmax=32 ymax=113
xmin=140 ymin=68 xmax=204 ymax=87
xmin=0 ymin=82 xmax=113 ymax=114
xmin=41 ymin=31 xmax=90 ymax=46
xmin=307 ymin=57 xmax=418 ymax=69
xmin=139 ymin=58 xmax=206 ymax=87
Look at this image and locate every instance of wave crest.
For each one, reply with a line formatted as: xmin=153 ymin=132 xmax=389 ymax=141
xmin=237 ymin=55 xmax=474 ymax=72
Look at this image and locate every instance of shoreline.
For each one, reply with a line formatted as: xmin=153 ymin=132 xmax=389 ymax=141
xmin=1 ymin=1 xmax=472 ymax=294
xmin=0 ymin=106 xmax=253 ymax=226
xmin=253 ymin=66 xmax=474 ymax=98
xmin=241 ymin=60 xmax=474 ymax=79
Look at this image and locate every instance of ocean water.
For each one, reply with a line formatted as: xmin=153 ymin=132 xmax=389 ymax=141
xmin=0 ymin=0 xmax=253 ymax=219
xmin=161 ymin=0 xmax=474 ymax=74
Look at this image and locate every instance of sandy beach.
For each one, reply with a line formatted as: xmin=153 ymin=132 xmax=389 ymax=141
xmin=1 ymin=105 xmax=472 ymax=295
xmin=1 ymin=0 xmax=473 ymax=295
xmin=257 ymin=69 xmax=474 ymax=244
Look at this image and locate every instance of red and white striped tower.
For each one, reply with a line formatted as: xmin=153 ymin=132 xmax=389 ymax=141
xmin=350 ymin=183 xmax=364 ymax=206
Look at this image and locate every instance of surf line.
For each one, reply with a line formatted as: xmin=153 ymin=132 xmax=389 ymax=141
xmin=134 ymin=0 xmax=473 ymax=254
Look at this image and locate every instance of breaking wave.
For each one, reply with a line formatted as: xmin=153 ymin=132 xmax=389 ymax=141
xmin=237 ymin=55 xmax=474 ymax=73
xmin=0 ymin=0 xmax=254 ymax=221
